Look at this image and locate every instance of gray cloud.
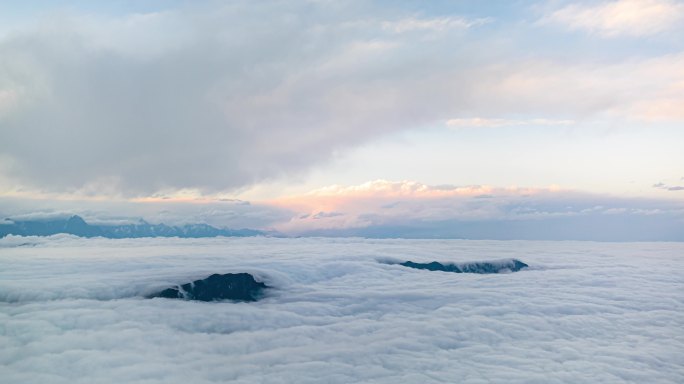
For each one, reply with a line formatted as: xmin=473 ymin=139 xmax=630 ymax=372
xmin=0 ymin=3 xmax=486 ymax=195
xmin=311 ymin=211 xmax=344 ymax=219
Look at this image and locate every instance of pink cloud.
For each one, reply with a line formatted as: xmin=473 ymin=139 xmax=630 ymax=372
xmin=543 ymin=0 xmax=684 ymax=37
xmin=268 ymin=180 xmax=569 ymax=234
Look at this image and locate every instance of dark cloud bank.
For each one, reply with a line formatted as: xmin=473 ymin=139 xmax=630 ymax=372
xmin=0 ymin=2 xmax=481 ymax=195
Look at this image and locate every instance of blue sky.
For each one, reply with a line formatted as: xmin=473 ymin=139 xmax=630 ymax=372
xmin=0 ymin=0 xmax=682 ymax=239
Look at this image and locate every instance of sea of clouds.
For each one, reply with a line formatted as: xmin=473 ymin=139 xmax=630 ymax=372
xmin=1 ymin=236 xmax=683 ymax=383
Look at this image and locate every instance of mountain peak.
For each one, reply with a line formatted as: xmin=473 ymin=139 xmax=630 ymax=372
xmin=0 ymin=214 xmax=264 ymax=239
xmin=67 ymin=215 xmax=87 ymax=225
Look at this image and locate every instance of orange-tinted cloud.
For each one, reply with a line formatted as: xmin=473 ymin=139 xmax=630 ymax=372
xmin=268 ymin=180 xmax=568 ymax=233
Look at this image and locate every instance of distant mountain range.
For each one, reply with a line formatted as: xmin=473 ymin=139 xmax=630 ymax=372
xmin=0 ymin=215 xmax=265 ymax=239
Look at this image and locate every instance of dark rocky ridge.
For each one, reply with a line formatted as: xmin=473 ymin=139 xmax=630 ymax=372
xmin=399 ymin=259 xmax=528 ymax=274
xmin=148 ymin=273 xmax=268 ymax=302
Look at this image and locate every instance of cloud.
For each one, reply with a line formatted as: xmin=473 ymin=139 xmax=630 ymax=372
xmin=271 ymin=180 xmax=684 ymax=240
xmin=543 ymin=0 xmax=684 ymax=37
xmin=0 ymin=3 xmax=491 ymax=196
xmin=299 ymin=180 xmax=497 ymax=198
xmin=470 ymin=54 xmax=684 ymax=122
xmin=1 ymin=236 xmax=683 ymax=382
xmin=653 ymin=182 xmax=684 ymax=191
xmin=0 ymin=2 xmax=682 ymax=197
xmin=0 ymin=89 xmax=18 ymax=116
xmin=446 ymin=117 xmax=574 ymax=128
xmin=2 ymin=179 xmax=682 ymax=240
xmin=0 ymin=195 xmax=292 ymax=229
xmin=381 ymin=16 xmax=491 ymax=34
xmin=311 ymin=211 xmax=344 ymax=219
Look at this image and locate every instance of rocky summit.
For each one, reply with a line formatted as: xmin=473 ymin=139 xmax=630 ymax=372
xmin=149 ymin=273 xmax=268 ymax=302
xmin=399 ymin=259 xmax=528 ymax=274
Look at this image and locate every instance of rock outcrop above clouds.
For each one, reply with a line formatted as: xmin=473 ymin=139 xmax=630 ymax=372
xmin=148 ymin=273 xmax=268 ymax=302
xmin=398 ymin=259 xmax=528 ymax=274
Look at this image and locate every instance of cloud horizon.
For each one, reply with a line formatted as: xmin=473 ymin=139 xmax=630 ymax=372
xmin=2 ymin=179 xmax=682 ymax=241
xmin=1 ymin=0 xmax=683 ymax=198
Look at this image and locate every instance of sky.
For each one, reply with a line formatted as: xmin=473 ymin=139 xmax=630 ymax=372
xmin=0 ymin=0 xmax=683 ymax=239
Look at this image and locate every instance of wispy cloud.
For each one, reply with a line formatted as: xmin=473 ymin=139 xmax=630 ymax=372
xmin=446 ymin=117 xmax=574 ymax=128
xmin=0 ymin=89 xmax=18 ymax=116
xmin=469 ymin=54 xmax=684 ymax=122
xmin=653 ymin=182 xmax=684 ymax=191
xmin=543 ymin=0 xmax=684 ymax=37
xmin=381 ymin=16 xmax=491 ymax=33
xmin=300 ymin=180 xmax=498 ymax=198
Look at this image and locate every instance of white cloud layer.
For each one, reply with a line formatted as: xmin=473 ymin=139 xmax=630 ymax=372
xmin=1 ymin=236 xmax=683 ymax=383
